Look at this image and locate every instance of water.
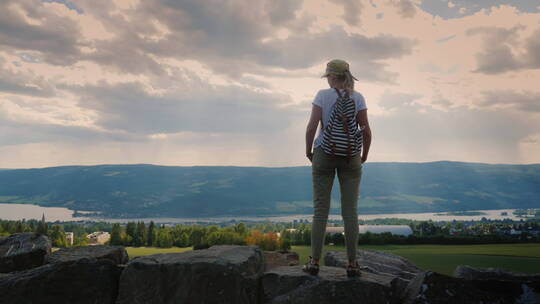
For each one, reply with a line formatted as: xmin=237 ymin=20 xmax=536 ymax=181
xmin=0 ymin=203 xmax=523 ymax=224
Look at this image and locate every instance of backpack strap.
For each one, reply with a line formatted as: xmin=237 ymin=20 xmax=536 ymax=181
xmin=334 ymin=88 xmax=353 ymax=161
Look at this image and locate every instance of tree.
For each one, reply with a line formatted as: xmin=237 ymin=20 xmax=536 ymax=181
xmin=50 ymin=225 xmax=68 ymax=247
xmin=110 ymin=223 xmax=122 ymax=245
xmin=125 ymin=222 xmax=136 ymax=246
xmin=36 ymin=213 xmax=48 ymax=236
xmin=135 ymin=221 xmax=147 ymax=246
xmin=147 ymin=221 xmax=156 ymax=247
xmin=157 ymin=228 xmax=173 ymax=248
xmin=234 ymin=223 xmax=247 ymax=236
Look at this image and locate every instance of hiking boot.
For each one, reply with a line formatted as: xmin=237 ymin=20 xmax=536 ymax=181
xmin=302 ymin=255 xmax=319 ymax=276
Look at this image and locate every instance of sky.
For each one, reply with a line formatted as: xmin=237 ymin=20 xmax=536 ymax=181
xmin=1 ymin=0 xmax=539 ymax=168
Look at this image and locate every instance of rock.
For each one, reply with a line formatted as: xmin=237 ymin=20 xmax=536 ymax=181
xmin=262 ymin=265 xmax=403 ymax=304
xmin=324 ymin=249 xmax=422 ymax=281
xmin=454 ymin=265 xmax=540 ymax=282
xmin=116 ymin=245 xmax=265 ymax=304
xmin=46 ymin=245 xmax=128 ymax=265
xmin=402 ymin=270 xmax=530 ymax=304
xmin=0 ymin=258 xmax=122 ymax=304
xmin=0 ymin=232 xmax=51 ymax=273
xmin=454 ymin=265 xmax=540 ymax=304
xmin=263 ymin=250 xmax=299 ymax=271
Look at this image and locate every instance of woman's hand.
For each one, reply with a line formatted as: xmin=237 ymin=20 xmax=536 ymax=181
xmin=361 ymin=153 xmax=368 ymax=163
xmin=306 ymin=104 xmax=321 ymax=164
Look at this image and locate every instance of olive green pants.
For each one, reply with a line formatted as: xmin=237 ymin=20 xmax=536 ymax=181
xmin=311 ymin=145 xmax=363 ymax=262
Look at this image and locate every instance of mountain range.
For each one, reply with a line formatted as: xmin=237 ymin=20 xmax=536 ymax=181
xmin=0 ymin=162 xmax=539 ymax=218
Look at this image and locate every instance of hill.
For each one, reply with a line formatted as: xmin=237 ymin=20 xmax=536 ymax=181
xmin=0 ymin=162 xmax=539 ymax=218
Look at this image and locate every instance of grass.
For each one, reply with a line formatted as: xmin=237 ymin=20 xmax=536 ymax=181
xmin=126 ymin=246 xmax=192 ymax=258
xmin=292 ymin=243 xmax=540 ymax=276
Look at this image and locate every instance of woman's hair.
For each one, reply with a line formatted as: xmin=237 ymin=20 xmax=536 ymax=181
xmin=333 ymin=71 xmax=355 ymax=96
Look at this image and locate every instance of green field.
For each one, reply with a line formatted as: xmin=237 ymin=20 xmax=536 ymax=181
xmin=292 ymin=243 xmax=540 ymax=276
xmin=126 ymin=246 xmax=192 ymax=258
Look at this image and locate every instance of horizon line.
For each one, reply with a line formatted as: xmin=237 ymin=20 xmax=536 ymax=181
xmin=2 ymin=160 xmax=539 ymax=170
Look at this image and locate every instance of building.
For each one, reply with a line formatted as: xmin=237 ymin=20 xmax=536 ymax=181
xmin=87 ymin=231 xmax=110 ymax=245
xmin=325 ymin=225 xmax=413 ymax=236
xmin=65 ymin=232 xmax=74 ymax=246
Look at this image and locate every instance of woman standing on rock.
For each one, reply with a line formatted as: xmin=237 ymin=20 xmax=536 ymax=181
xmin=303 ymin=59 xmax=372 ymax=277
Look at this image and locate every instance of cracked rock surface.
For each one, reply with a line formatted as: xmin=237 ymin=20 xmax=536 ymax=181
xmin=0 ymin=232 xmax=51 ymax=273
xmin=115 ymin=245 xmax=265 ymax=304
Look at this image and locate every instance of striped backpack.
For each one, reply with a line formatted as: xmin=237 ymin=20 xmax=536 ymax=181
xmin=321 ymin=88 xmax=363 ymax=160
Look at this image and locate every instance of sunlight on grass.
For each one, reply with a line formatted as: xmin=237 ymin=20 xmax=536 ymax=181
xmin=126 ymin=246 xmax=192 ymax=259
xmin=292 ymin=243 xmax=540 ymax=276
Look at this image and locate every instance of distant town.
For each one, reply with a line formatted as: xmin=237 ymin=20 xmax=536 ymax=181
xmin=2 ymin=208 xmax=540 ymax=250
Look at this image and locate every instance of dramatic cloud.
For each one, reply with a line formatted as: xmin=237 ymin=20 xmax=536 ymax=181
xmin=63 ymin=79 xmax=298 ymax=135
xmin=467 ymin=25 xmax=540 ymax=74
xmin=0 ymin=0 xmax=84 ymax=66
xmin=1 ymin=0 xmax=539 ymax=168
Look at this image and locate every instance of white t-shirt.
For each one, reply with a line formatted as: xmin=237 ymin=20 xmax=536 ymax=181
xmin=312 ymin=88 xmax=368 ymax=149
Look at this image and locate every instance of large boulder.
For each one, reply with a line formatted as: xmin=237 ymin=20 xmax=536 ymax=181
xmin=402 ymin=270 xmax=533 ymax=304
xmin=454 ymin=265 xmax=540 ymax=304
xmin=0 ymin=232 xmax=51 ymax=273
xmin=324 ymin=248 xmax=422 ymax=300
xmin=263 ymin=250 xmax=299 ymax=271
xmin=116 ymin=245 xmax=265 ymax=304
xmin=454 ymin=265 xmax=540 ymax=282
xmin=46 ymin=245 xmax=128 ymax=265
xmin=262 ymin=264 xmax=403 ymax=304
xmin=324 ymin=249 xmax=422 ymax=282
xmin=0 ymin=258 xmax=122 ymax=304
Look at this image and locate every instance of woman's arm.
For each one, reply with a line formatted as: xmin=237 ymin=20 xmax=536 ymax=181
xmin=356 ymin=109 xmax=371 ymax=163
xmin=306 ymin=104 xmax=322 ymax=162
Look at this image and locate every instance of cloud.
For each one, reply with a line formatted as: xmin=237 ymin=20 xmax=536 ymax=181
xmin=478 ymin=90 xmax=540 ymax=112
xmin=330 ymin=0 xmax=363 ymax=26
xmin=388 ymin=0 xmax=417 ymax=18
xmin=0 ymin=56 xmax=56 ymax=97
xmin=419 ymin=1 xmax=540 ymax=19
xmin=370 ymin=101 xmax=540 ymax=163
xmin=0 ymin=0 xmax=84 ymax=66
xmin=61 ymin=77 xmax=299 ymax=135
xmin=378 ymin=90 xmax=422 ymax=110
xmin=0 ymin=0 xmax=413 ymax=82
xmin=468 ymin=25 xmax=540 ymax=74
xmin=467 ymin=25 xmax=524 ymax=74
xmin=0 ymin=102 xmax=133 ymax=147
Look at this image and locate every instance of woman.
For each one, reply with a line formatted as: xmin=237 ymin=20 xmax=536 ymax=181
xmin=304 ymin=59 xmax=372 ymax=277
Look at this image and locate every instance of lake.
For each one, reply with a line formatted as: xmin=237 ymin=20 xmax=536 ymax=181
xmin=0 ymin=203 xmax=523 ymax=224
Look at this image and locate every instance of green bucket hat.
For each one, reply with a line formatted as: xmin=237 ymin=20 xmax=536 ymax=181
xmin=322 ymin=59 xmax=358 ymax=80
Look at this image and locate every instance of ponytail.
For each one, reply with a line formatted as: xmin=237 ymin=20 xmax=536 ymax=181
xmin=343 ymin=70 xmax=355 ymax=96
xmin=336 ymin=71 xmax=356 ymax=96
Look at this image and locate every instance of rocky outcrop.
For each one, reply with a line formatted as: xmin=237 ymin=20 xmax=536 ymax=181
xmin=263 ymin=250 xmax=299 ymax=271
xmin=454 ymin=265 xmax=540 ymax=282
xmin=46 ymin=245 xmax=128 ymax=265
xmin=115 ymin=245 xmax=265 ymax=304
xmin=262 ymin=264 xmax=402 ymax=304
xmin=453 ymin=265 xmax=540 ymax=304
xmin=1 ymin=233 xmax=540 ymax=304
xmin=0 ymin=258 xmax=122 ymax=304
xmin=0 ymin=232 xmax=51 ymax=273
xmin=402 ymin=269 xmax=536 ymax=304
xmin=325 ymin=249 xmax=422 ymax=281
